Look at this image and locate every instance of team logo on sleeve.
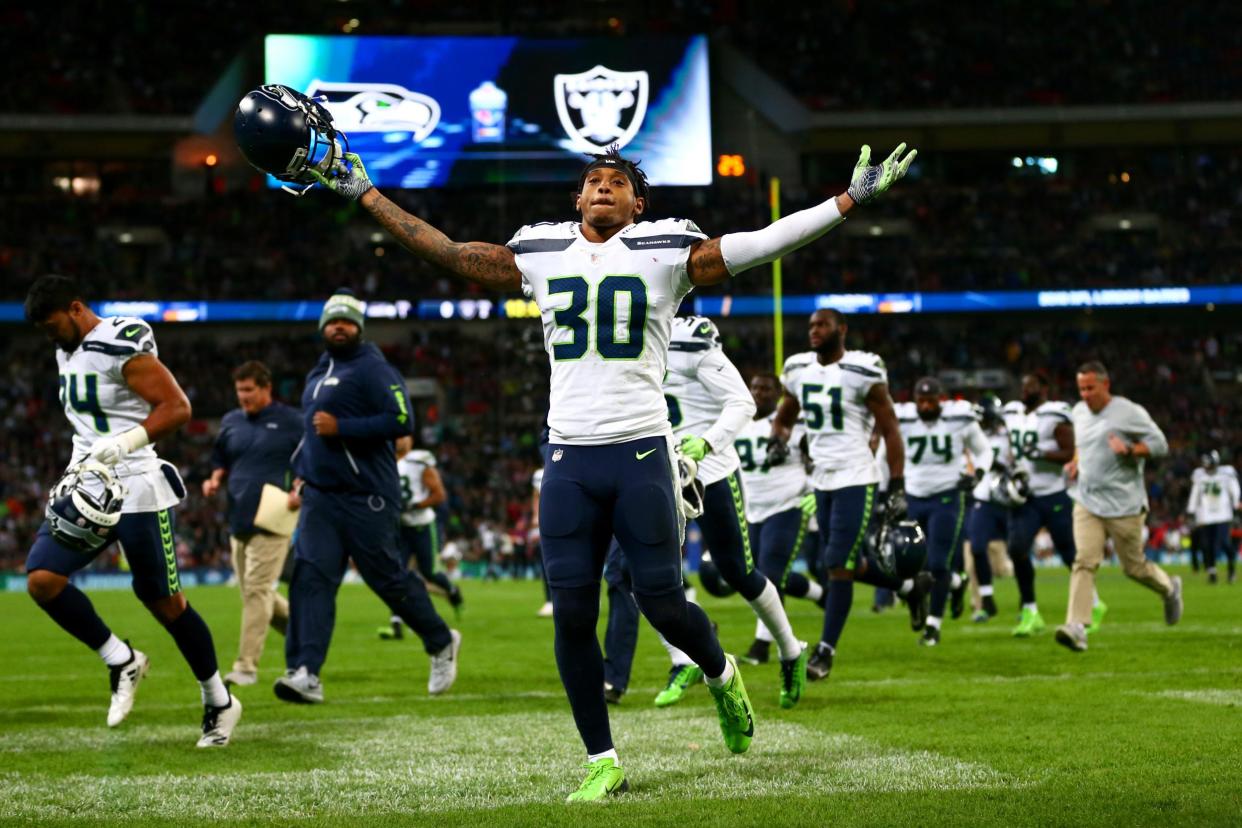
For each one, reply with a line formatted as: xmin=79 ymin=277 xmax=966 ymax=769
xmin=304 ymin=80 xmax=441 ymax=142
xmin=554 ymin=65 xmax=649 ymax=152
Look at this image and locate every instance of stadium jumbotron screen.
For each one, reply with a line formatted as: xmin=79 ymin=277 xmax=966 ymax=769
xmin=264 ymin=34 xmax=711 ymax=188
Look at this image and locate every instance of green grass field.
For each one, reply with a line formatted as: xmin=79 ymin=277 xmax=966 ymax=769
xmin=1 ymin=568 xmax=1239 ymax=827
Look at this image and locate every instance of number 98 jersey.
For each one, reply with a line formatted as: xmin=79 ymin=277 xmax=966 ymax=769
xmin=55 ymin=317 xmax=181 ymax=513
xmin=781 ymin=350 xmax=887 ymax=492
xmin=510 ymin=218 xmax=707 ymax=446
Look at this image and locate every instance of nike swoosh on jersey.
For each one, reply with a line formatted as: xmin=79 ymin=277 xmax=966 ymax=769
xmin=635 ymin=448 xmax=658 ymax=460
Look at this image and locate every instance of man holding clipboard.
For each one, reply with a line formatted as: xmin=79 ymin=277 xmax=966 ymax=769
xmin=203 ymin=361 xmax=303 ymax=687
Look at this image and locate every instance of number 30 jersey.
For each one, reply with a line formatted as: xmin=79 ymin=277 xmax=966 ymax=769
xmin=781 ymin=350 xmax=888 ymax=492
xmin=510 ymin=218 xmax=707 ymax=445
xmin=55 ymin=317 xmax=182 ymax=513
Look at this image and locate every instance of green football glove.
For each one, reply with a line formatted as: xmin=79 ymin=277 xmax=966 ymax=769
xmin=679 ymin=436 xmax=711 ymax=463
xmin=846 ymin=143 xmax=917 ymax=205
xmin=800 ymin=493 xmax=817 ymax=519
xmin=309 ymin=152 xmax=374 ymax=201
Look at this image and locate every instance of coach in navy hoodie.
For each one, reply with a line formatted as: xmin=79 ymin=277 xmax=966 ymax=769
xmin=276 ymin=291 xmax=459 ymax=704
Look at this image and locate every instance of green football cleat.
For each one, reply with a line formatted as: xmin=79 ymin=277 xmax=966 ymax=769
xmin=1088 ymin=600 xmax=1108 ymax=634
xmin=566 ymin=757 xmax=628 ymax=802
xmin=779 ymin=646 xmax=808 ymax=710
xmin=1011 ymin=607 xmax=1046 ymax=638
xmin=654 ymin=664 xmax=703 ymax=707
xmin=708 ymin=655 xmax=754 ymax=754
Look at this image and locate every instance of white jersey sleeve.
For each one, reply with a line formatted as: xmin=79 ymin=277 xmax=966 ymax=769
xmin=787 ymin=350 xmax=886 ymax=491
xmin=734 ymin=413 xmax=809 ymax=523
xmin=55 ymin=317 xmax=182 ymax=513
xmin=509 ymin=218 xmax=707 ymax=445
xmin=398 ymin=450 xmax=437 ymax=527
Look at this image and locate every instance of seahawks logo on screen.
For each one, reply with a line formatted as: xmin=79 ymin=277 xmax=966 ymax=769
xmin=554 ymin=65 xmax=649 ymax=152
xmin=304 ymin=80 xmax=441 ymax=143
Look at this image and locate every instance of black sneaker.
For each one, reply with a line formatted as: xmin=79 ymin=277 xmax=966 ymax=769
xmin=741 ymin=639 xmax=771 ymax=666
xmin=920 ymin=626 xmax=940 ymax=647
xmin=1207 ymin=569 xmax=1218 ymax=585
xmin=806 ymin=641 xmax=834 ymax=682
xmin=905 ymin=572 xmax=933 ymax=631
xmin=950 ymin=573 xmax=967 ymax=619
xmin=603 ymin=683 xmax=625 ymax=705
xmin=982 ymin=594 xmax=998 ymax=617
xmin=448 ymin=586 xmax=464 ymax=617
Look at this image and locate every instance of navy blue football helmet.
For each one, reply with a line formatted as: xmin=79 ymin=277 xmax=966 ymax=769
xmin=975 ymin=393 xmax=1004 ymax=429
xmin=234 ymin=84 xmax=348 ymax=195
xmin=45 ymin=462 xmax=126 ymax=553
xmin=873 ymin=519 xmax=927 ymax=581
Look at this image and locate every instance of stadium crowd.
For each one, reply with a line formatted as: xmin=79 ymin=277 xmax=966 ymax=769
xmin=2 ymin=312 xmax=1237 ymax=573
xmin=6 ymin=2 xmax=1236 ymax=115
xmin=3 ymin=147 xmax=1240 ymax=302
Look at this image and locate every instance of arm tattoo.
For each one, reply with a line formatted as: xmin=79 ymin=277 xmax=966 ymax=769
xmin=364 ymin=191 xmax=523 ymax=291
xmin=687 ymin=237 xmax=731 ymax=286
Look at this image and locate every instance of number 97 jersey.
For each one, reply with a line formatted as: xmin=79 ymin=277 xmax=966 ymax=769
xmin=781 ymin=350 xmax=888 ymax=492
xmin=510 ymin=217 xmax=707 ymax=446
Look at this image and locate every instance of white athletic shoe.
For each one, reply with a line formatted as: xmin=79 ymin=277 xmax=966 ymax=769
xmin=197 ymin=694 xmax=242 ymax=748
xmin=1164 ymin=576 xmax=1183 ymax=625
xmin=537 ymin=601 xmax=554 ymax=618
xmin=273 ymin=666 xmax=324 ymax=704
xmin=428 ymin=629 xmax=461 ymax=695
xmin=107 ymin=647 xmax=150 ymax=727
xmin=223 ymin=670 xmax=258 ymax=687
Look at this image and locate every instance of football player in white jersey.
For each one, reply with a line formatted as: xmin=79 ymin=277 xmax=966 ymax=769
xmin=23 ymin=275 xmax=241 ymax=747
xmin=1003 ymin=373 xmax=1104 ymax=637
xmin=379 ymin=435 xmax=461 ymax=639
xmin=965 ymin=394 xmax=1021 ymax=622
xmin=897 ymin=378 xmax=995 ymax=646
xmin=1187 ymin=450 xmax=1240 ymax=583
xmin=734 ymin=372 xmax=824 ymax=665
xmin=314 ymin=139 xmax=916 ymax=800
xmin=772 ymin=310 xmax=931 ymax=681
xmin=655 ymin=316 xmax=806 ymax=709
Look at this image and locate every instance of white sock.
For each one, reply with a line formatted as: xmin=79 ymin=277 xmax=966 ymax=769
xmin=1022 ymin=602 xmax=1038 ymax=613
xmin=754 ymin=618 xmax=774 ymax=643
xmin=804 ymin=581 xmax=824 ymax=602
xmin=1092 ymin=590 xmax=1101 ymax=607
xmin=390 ymin=614 xmax=402 ymax=625
xmin=97 ymin=635 xmax=132 ymax=667
xmin=659 ymin=634 xmax=694 ymax=667
xmin=899 ymin=578 xmax=914 ymax=596
xmin=200 ymin=672 xmax=230 ymax=708
xmin=747 ymin=579 xmax=801 ymax=661
xmin=704 ymin=657 xmax=734 ymax=688
xmin=926 ymin=616 xmax=942 ymax=630
xmin=950 ymin=572 xmax=963 ymax=590
xmin=588 ymin=748 xmax=619 ymax=765
xmin=979 ymin=584 xmax=994 ymax=597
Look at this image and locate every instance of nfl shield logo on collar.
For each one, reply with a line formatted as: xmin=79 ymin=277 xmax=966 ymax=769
xmin=552 ymin=449 xmax=564 ymax=462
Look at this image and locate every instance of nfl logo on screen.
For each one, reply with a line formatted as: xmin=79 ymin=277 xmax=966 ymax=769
xmin=554 ymin=65 xmax=649 ymax=153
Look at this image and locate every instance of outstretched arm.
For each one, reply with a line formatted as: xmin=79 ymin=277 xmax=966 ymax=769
xmin=314 ymin=154 xmax=523 ymax=291
xmin=687 ymin=143 xmax=916 ymax=286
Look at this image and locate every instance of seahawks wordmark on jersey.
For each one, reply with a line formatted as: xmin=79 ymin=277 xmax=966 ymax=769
xmin=1004 ymin=399 xmax=1072 ymax=496
xmin=509 ymin=218 xmax=707 ymax=446
xmin=1188 ymin=466 xmax=1240 ymax=525
xmin=56 ymin=317 xmax=183 ymax=513
xmin=663 ymin=316 xmax=752 ymax=486
xmin=397 ymin=449 xmax=437 ymax=527
xmin=735 ymin=412 xmax=809 ymax=523
xmin=781 ymin=350 xmax=887 ymax=491
xmin=895 ymin=400 xmax=992 ymax=498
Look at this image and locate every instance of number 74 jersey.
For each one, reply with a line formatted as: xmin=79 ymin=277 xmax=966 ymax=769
xmin=510 ymin=218 xmax=707 ymax=445
xmin=781 ymin=350 xmax=888 ymax=492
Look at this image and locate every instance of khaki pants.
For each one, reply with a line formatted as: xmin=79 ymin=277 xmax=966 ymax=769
xmin=230 ymin=533 xmax=291 ymax=674
xmin=1067 ymin=504 xmax=1173 ymax=625
xmin=965 ymin=540 xmax=1014 ymax=610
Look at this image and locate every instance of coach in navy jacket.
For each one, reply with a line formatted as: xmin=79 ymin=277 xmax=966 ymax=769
xmin=278 ymin=291 xmax=457 ymax=705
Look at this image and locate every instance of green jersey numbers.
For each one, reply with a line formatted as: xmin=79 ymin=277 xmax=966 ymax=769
xmin=1009 ymin=430 xmax=1039 ymax=461
xmin=734 ymin=436 xmax=770 ymax=473
xmin=548 ymin=274 xmax=647 ymax=361
xmin=801 ymin=384 xmax=844 ymax=432
xmin=59 ymin=373 xmax=110 ymax=433
xmin=908 ymin=434 xmax=953 ymax=465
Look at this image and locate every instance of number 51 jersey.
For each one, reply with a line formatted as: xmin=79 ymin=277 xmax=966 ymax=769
xmin=509 ymin=218 xmax=707 ymax=446
xmin=781 ymin=350 xmax=888 ymax=492
xmin=56 ymin=317 xmax=183 ymax=513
